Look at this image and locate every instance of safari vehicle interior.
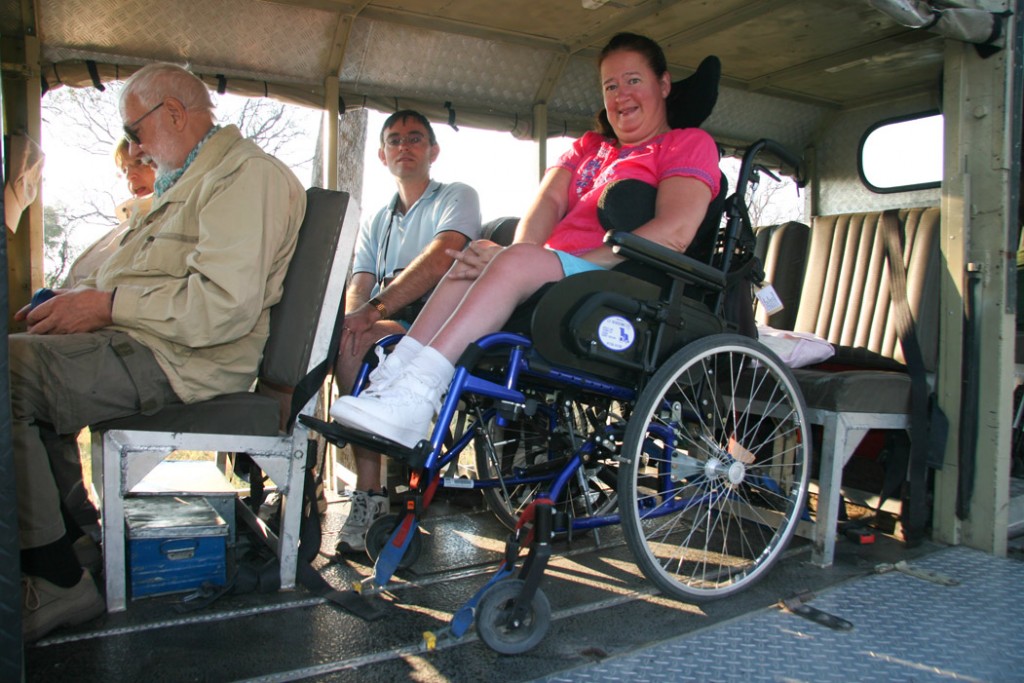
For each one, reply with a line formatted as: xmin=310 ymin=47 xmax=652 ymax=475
xmin=1 ymin=0 xmax=1021 ymax=680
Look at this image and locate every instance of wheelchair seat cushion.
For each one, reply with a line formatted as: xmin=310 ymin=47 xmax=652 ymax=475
xmin=528 ymin=269 xmax=723 ymax=384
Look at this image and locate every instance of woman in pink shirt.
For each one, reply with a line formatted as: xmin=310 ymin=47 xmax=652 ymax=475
xmin=331 ymin=32 xmax=721 ymax=447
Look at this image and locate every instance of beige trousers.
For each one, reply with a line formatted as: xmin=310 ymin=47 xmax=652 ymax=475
xmin=10 ymin=331 xmax=178 ymax=548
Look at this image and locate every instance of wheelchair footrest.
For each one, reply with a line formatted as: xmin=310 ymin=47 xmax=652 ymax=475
xmin=298 ymin=415 xmax=424 ymax=466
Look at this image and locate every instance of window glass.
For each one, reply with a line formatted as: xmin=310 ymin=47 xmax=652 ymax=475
xmin=859 ymin=113 xmax=942 ymax=193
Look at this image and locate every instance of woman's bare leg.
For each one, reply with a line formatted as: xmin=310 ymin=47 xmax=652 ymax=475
xmin=429 ymin=244 xmax=564 ymax=362
xmin=402 ymin=270 xmax=473 ymax=344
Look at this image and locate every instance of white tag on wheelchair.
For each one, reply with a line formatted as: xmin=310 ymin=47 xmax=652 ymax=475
xmin=755 ymin=283 xmax=784 ymax=315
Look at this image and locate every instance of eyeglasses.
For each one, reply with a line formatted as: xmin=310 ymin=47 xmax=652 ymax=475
xmin=384 ymin=133 xmax=428 ymax=148
xmin=123 ymin=101 xmax=165 ymax=144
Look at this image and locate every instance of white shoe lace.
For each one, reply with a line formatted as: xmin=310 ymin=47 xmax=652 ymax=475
xmin=23 ymin=576 xmax=40 ymax=611
xmin=366 ymin=346 xmax=399 ymax=389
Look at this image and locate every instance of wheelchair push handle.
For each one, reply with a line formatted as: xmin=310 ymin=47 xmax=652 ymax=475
xmin=740 ymin=139 xmax=805 ymax=190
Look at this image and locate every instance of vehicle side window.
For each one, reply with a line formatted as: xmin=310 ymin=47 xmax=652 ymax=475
xmin=859 ymin=112 xmax=943 ymax=193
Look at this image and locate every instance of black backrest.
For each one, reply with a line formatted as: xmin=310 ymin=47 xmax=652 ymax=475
xmin=483 ymin=216 xmax=519 ymax=247
xmin=260 ymin=188 xmax=349 ymax=390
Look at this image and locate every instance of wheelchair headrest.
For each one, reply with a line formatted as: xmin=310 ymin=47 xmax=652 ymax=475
xmin=667 ymin=55 xmax=721 ymax=130
xmin=597 ymin=55 xmax=721 ymax=135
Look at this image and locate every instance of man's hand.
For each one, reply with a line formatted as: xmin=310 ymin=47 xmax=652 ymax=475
xmin=340 ymin=303 xmax=381 ymax=358
xmin=21 ymin=289 xmax=114 ymax=335
xmin=447 ymin=239 xmax=503 ymax=280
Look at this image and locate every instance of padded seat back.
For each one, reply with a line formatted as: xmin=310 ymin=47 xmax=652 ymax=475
xmin=754 ymin=221 xmax=811 ymax=330
xmin=793 ymin=208 xmax=940 ymax=371
xmin=259 ymin=188 xmax=350 ymax=428
xmin=483 ymin=216 xmax=518 ymax=247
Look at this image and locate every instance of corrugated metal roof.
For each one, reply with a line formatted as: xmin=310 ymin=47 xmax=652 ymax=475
xmin=3 ymin=0 xmax=948 ymax=148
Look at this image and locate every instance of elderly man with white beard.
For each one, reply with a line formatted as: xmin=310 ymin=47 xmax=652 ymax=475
xmin=12 ymin=62 xmax=306 ymax=642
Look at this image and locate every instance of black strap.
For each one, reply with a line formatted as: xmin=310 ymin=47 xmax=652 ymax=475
xmin=85 ymin=60 xmax=105 ymax=91
xmin=880 ymin=210 xmax=932 ymax=546
xmin=293 ymin=439 xmax=386 ymax=620
xmin=287 ymin=292 xmax=347 ymax=430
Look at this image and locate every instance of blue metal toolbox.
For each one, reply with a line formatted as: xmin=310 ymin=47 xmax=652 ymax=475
xmin=125 ymin=496 xmax=228 ymax=599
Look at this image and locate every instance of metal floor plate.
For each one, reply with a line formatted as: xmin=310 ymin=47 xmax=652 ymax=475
xmin=540 ymin=546 xmax=1024 ymax=683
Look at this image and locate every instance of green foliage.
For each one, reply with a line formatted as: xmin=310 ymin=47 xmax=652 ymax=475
xmin=42 ymin=204 xmax=75 ymax=288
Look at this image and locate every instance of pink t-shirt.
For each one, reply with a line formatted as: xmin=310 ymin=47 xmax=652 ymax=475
xmin=545 ymin=128 xmax=720 ymax=256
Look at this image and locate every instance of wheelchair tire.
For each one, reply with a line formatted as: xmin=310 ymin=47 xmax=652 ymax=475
xmin=618 ymin=334 xmax=810 ymax=601
xmin=475 ymin=579 xmax=551 ymax=655
xmin=474 ymin=400 xmax=619 ymax=531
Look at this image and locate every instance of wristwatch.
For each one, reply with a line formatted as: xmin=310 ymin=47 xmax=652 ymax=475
xmin=368 ymin=296 xmax=388 ymax=318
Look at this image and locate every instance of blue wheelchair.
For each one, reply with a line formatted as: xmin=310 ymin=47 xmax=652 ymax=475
xmin=303 ymin=134 xmax=812 ymax=654
xmin=303 ymin=53 xmax=809 ymax=654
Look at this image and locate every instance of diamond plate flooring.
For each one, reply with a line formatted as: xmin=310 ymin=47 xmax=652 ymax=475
xmin=541 ymin=546 xmax=1023 ymax=683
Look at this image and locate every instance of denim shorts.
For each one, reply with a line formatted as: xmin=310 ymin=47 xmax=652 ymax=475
xmin=551 ymin=249 xmax=606 ymax=277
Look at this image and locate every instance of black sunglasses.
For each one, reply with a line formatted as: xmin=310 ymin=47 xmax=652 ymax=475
xmin=123 ymin=101 xmax=165 ymax=144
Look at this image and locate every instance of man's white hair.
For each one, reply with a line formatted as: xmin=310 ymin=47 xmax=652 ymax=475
xmin=120 ymin=63 xmax=214 ymax=116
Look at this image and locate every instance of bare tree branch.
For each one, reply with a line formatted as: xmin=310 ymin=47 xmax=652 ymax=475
xmin=41 ymin=85 xmax=318 ymax=283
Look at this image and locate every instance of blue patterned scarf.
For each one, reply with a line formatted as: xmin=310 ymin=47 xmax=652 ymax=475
xmin=154 ymin=125 xmax=222 ymax=197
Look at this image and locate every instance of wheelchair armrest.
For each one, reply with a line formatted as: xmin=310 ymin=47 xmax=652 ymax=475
xmin=605 ymin=231 xmax=726 ymax=291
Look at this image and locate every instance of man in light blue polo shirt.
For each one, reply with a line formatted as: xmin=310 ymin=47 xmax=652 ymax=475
xmin=334 ymin=109 xmax=481 ymax=553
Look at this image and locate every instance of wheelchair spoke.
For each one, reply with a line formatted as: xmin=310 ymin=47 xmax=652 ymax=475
xmin=619 ymin=334 xmax=810 ymax=601
xmin=474 ymin=393 xmax=621 ymax=531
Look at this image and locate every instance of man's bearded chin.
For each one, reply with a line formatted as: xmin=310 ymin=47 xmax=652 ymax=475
xmin=150 ymin=156 xmax=175 ymax=177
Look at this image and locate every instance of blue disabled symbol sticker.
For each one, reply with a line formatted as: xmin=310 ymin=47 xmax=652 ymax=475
xmin=598 ymin=315 xmax=635 ymax=351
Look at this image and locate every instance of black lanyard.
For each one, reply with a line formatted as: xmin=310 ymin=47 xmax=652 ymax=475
xmin=375 ymin=210 xmax=397 ymax=288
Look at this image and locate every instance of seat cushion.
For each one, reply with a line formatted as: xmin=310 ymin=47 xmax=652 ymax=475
xmin=793 ymin=368 xmax=911 ymax=414
xmin=94 ymin=392 xmax=281 ymax=436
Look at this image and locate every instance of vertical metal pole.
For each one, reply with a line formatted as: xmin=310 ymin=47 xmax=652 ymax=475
xmin=533 ymin=102 xmax=548 ymax=182
xmin=323 ymin=77 xmax=340 ymax=191
xmin=0 ymin=27 xmax=25 ymax=677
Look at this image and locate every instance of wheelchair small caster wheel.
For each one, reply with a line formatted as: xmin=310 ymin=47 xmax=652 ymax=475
xmin=365 ymin=513 xmax=422 ymax=570
xmin=475 ymin=578 xmax=551 ymax=654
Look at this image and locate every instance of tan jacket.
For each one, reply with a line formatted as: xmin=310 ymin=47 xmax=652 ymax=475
xmin=82 ymin=125 xmax=306 ymax=403
xmin=63 ymin=195 xmax=153 ymax=288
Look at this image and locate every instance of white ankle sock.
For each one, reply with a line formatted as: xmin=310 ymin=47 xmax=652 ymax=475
xmin=406 ymin=346 xmax=456 ymax=393
xmin=389 ymin=336 xmax=424 ymax=364
xmin=369 ymin=335 xmax=424 ymax=385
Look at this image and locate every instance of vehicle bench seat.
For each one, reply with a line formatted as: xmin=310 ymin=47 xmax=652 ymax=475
xmin=756 ymin=207 xmax=941 ymax=566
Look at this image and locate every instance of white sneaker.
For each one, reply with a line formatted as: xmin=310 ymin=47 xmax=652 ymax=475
xmin=330 ymin=374 xmax=444 ymax=448
xmin=364 ymin=345 xmax=402 ymax=392
xmin=336 ymin=489 xmax=390 ymax=554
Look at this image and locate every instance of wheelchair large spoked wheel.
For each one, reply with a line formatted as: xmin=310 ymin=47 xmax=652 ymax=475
xmin=618 ymin=334 xmax=810 ymax=601
xmin=474 ymin=399 xmax=619 ymax=530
